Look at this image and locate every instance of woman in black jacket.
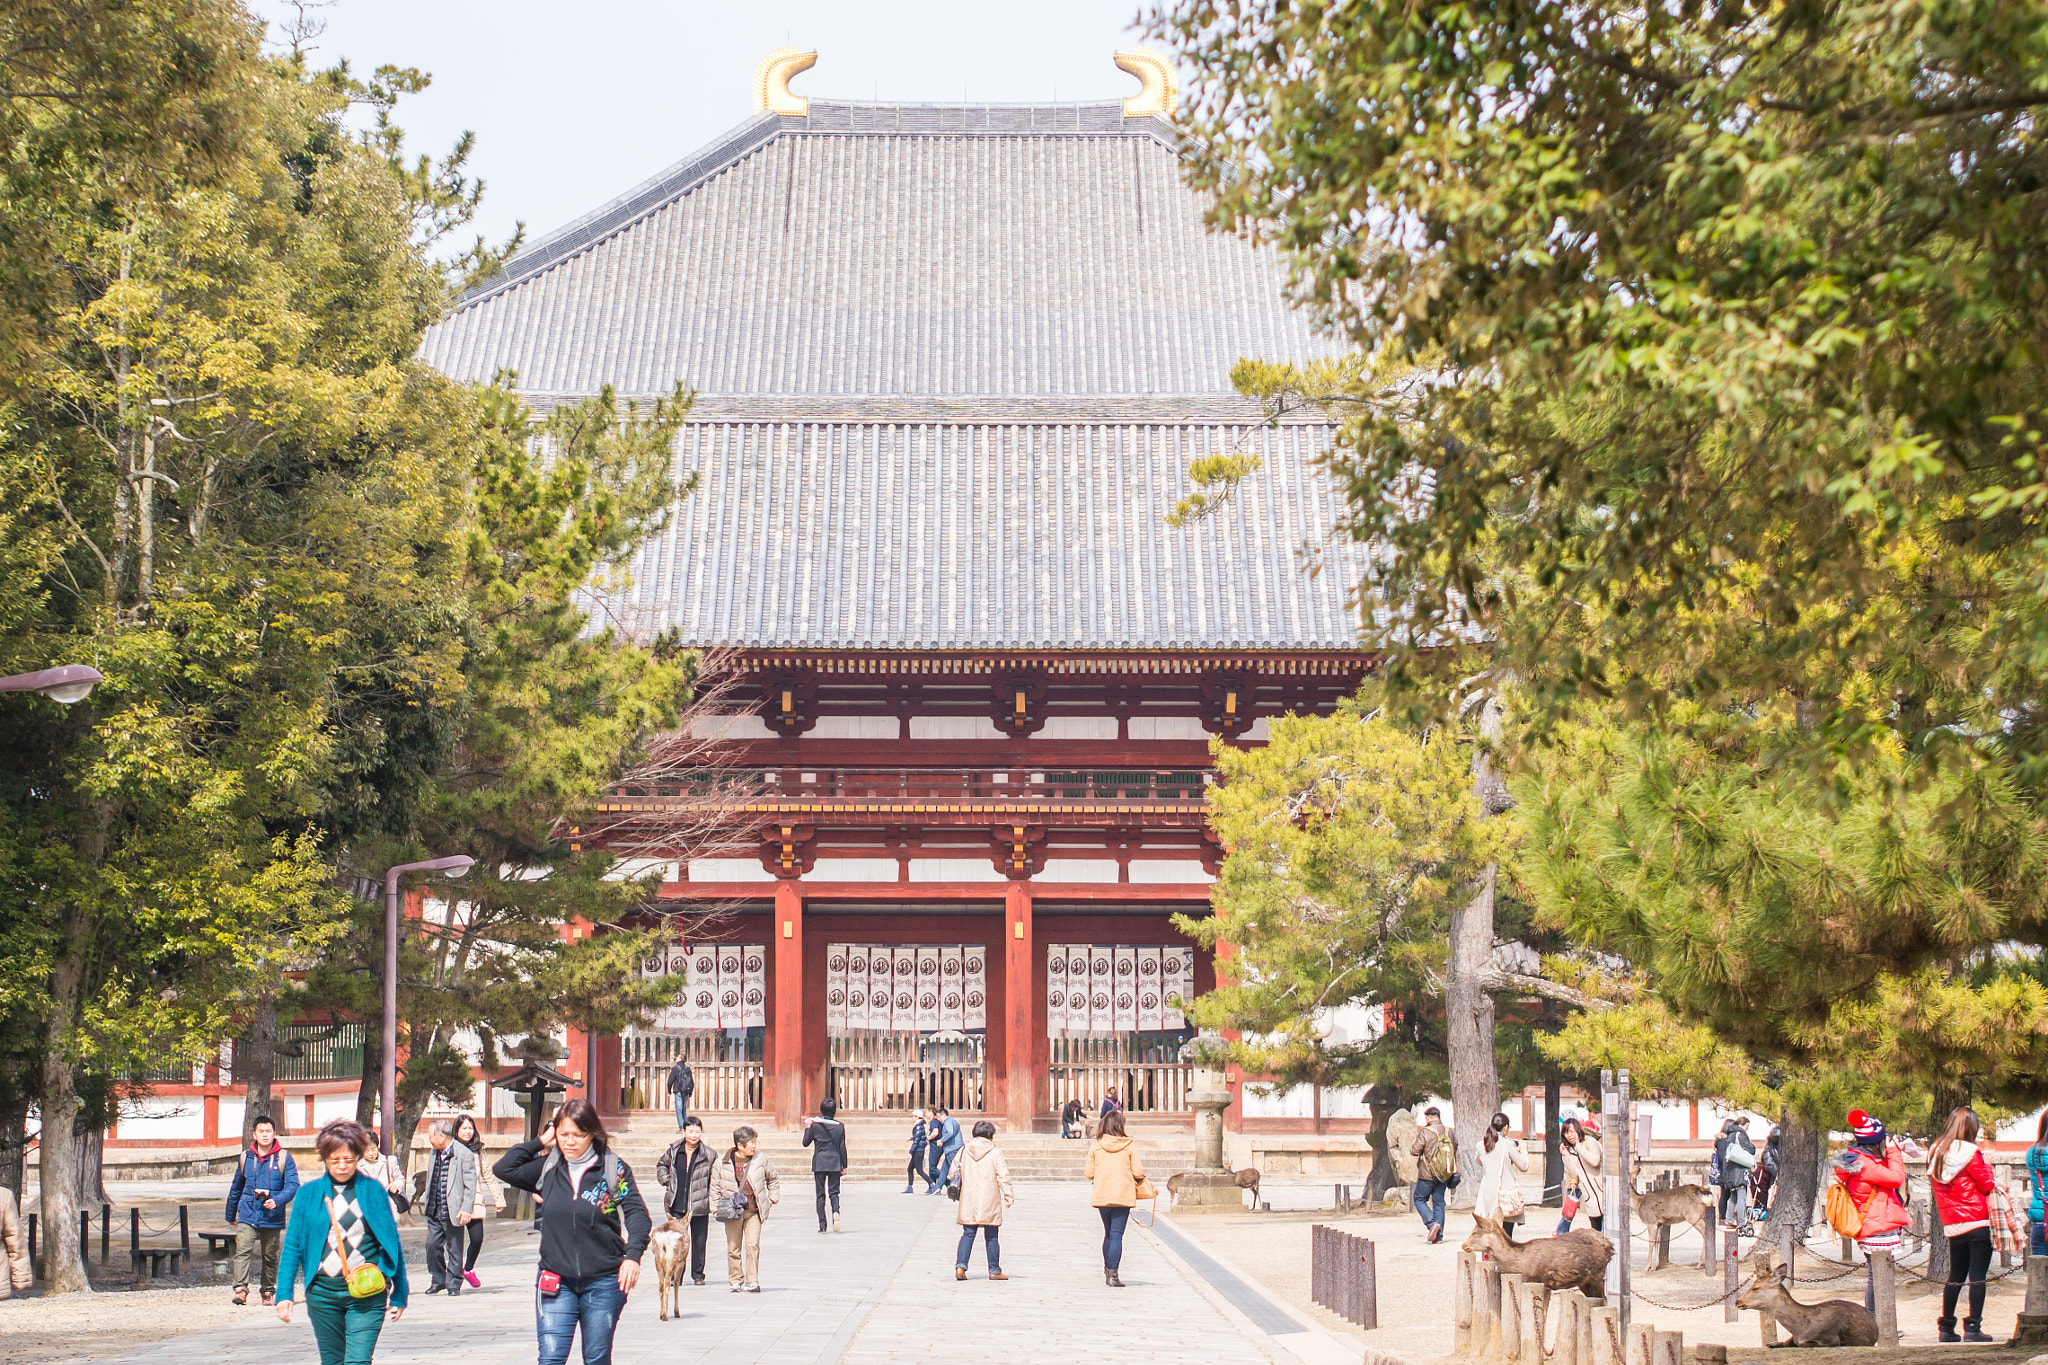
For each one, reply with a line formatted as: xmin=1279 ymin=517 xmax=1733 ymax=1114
xmin=494 ymin=1099 xmax=652 ymax=1365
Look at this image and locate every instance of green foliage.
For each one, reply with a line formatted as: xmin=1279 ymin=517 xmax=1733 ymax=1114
xmin=1179 ymin=700 xmax=1512 ymax=1092
xmin=1514 ymin=708 xmax=2048 ymax=1114
xmin=1147 ymin=0 xmax=2048 ymax=785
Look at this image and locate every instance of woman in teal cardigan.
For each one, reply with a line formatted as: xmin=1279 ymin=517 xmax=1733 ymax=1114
xmin=275 ymin=1119 xmax=409 ymax=1364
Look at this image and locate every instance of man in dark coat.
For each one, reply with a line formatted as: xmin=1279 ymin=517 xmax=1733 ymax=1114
xmin=656 ymin=1116 xmax=716 ymax=1284
xmin=667 ymin=1055 xmax=695 ymax=1131
xmin=905 ymin=1112 xmax=928 ymax=1194
xmin=804 ymin=1097 xmax=850 ymax=1232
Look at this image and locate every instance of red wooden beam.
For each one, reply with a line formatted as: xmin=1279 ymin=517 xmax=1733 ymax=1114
xmin=659 ymin=880 xmax=1214 ymax=904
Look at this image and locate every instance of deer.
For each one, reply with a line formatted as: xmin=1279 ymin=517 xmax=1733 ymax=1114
xmin=1629 ymin=1178 xmax=1714 ymax=1270
xmin=1736 ymin=1262 xmax=1880 ymax=1347
xmin=650 ymin=1219 xmax=691 ymax=1321
xmin=1165 ymin=1167 xmax=1263 ymax=1206
xmin=1461 ymin=1215 xmax=1613 ymax=1301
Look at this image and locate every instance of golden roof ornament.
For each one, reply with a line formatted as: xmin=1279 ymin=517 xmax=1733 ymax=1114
xmin=1114 ymin=48 xmax=1178 ymax=118
xmin=753 ymin=47 xmax=817 ymax=117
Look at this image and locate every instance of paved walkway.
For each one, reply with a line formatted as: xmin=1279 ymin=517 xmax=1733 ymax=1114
xmin=56 ymin=1183 xmax=1345 ymax=1365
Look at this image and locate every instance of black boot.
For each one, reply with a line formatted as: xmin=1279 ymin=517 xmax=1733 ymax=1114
xmin=1937 ymin=1317 xmax=1960 ymax=1343
xmin=1963 ymin=1319 xmax=1993 ymax=1343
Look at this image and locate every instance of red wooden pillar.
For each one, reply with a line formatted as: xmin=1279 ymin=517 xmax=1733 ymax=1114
xmin=1004 ymin=881 xmax=1036 ymax=1132
xmin=773 ymin=882 xmax=804 ymax=1128
xmin=1215 ymin=938 xmax=1247 ymax=1133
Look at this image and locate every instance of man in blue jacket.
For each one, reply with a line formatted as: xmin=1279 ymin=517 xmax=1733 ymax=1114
xmin=225 ymin=1115 xmax=300 ymax=1305
xmin=926 ymin=1107 xmax=964 ymax=1195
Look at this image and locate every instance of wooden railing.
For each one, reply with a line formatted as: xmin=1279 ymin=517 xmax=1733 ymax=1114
xmin=614 ymin=768 xmax=1210 ymax=807
xmin=1048 ymin=1036 xmax=1191 ymax=1114
xmin=828 ymin=1033 xmax=985 ymax=1113
xmin=622 ymin=1032 xmax=764 ymax=1112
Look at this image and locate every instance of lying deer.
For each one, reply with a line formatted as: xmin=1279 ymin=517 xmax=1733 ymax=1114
xmin=1629 ymin=1180 xmax=1714 ymax=1269
xmin=1461 ymin=1214 xmax=1613 ymax=1301
xmin=1736 ymin=1263 xmax=1879 ymax=1347
xmin=650 ymin=1219 xmax=691 ymax=1321
xmin=1165 ymin=1168 xmax=1262 ymax=1206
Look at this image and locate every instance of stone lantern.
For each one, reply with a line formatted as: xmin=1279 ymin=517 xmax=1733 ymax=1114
xmin=1175 ymin=1029 xmax=1244 ymax=1213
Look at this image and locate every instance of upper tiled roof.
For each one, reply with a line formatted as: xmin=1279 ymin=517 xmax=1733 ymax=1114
xmin=587 ymin=421 xmax=1366 ymax=651
xmin=421 ymin=101 xmax=1342 ymax=400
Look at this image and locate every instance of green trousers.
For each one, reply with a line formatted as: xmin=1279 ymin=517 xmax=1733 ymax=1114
xmin=306 ymin=1273 xmax=388 ymax=1365
xmin=233 ymin=1224 xmax=281 ymax=1293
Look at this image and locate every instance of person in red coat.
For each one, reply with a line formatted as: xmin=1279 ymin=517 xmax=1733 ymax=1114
xmin=1928 ymin=1106 xmax=1998 ymax=1342
xmin=1833 ymin=1109 xmax=1909 ymax=1317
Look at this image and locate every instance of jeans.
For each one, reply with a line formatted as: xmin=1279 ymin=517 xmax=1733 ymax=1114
xmin=957 ymin=1224 xmax=1001 ymax=1272
xmin=1413 ymin=1178 xmax=1446 ymax=1232
xmin=535 ymin=1270 xmax=626 ymax=1365
xmin=1719 ymin=1184 xmax=1748 ymax=1228
xmin=907 ymin=1152 xmax=926 ymax=1189
xmin=2032 ymin=1219 xmax=2048 ymax=1259
xmin=1941 ymin=1227 xmax=1994 ymax=1323
xmin=930 ymin=1148 xmax=958 ymax=1191
xmin=424 ymin=1215 xmax=463 ymax=1292
xmin=815 ymin=1172 xmax=841 ymax=1228
xmin=232 ymin=1223 xmax=281 ymax=1292
xmin=1556 ymin=1210 xmax=1605 ymax=1236
xmin=1100 ymin=1205 xmax=1131 ymax=1271
xmin=307 ymin=1272 xmax=388 ymax=1365
xmin=673 ymin=1094 xmax=688 ymax=1130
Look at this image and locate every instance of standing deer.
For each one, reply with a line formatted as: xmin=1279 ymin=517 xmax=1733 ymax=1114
xmin=1629 ymin=1179 xmax=1714 ymax=1270
xmin=1736 ymin=1263 xmax=1880 ymax=1347
xmin=1461 ymin=1215 xmax=1613 ymax=1301
xmin=650 ymin=1219 xmax=691 ymax=1321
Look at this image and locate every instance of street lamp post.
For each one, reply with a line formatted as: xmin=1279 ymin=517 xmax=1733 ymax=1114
xmin=0 ymin=664 xmax=103 ymax=704
xmin=381 ymin=855 xmax=475 ymax=1157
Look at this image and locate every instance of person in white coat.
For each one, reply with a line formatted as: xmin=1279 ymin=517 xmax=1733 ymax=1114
xmin=1473 ymin=1112 xmax=1530 ymax=1230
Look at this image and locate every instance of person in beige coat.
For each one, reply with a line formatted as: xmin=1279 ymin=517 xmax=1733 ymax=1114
xmin=953 ymin=1122 xmax=1013 ymax=1281
xmin=1084 ymin=1110 xmax=1146 ymax=1288
xmin=709 ymin=1125 xmax=780 ymax=1292
xmin=0 ymin=1186 xmax=30 ymax=1298
xmin=1555 ymin=1116 xmax=1605 ymax=1233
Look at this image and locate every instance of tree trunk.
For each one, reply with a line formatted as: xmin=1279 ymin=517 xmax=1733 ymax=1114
xmin=72 ymin=1127 xmax=108 ymax=1209
xmin=0 ymin=1090 xmax=29 ymax=1199
xmin=1543 ymin=1070 xmax=1563 ymax=1206
xmin=1926 ymin=1082 xmax=1967 ymax=1283
xmin=1366 ymin=1082 xmax=1403 ymax=1202
xmin=356 ymin=1027 xmax=381 ymax=1132
xmin=1766 ymin=1109 xmax=1825 ymax=1245
xmin=239 ymin=995 xmax=278 ymax=1141
xmin=36 ymin=1049 xmax=89 ymax=1293
xmin=1446 ymin=865 xmax=1501 ymax=1207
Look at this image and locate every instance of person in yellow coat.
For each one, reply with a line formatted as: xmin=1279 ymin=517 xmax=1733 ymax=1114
xmin=1084 ymin=1110 xmax=1145 ymax=1287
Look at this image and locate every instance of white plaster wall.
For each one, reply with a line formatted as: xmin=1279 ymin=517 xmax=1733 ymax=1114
xmin=908 ymin=858 xmax=1007 ymax=883
xmin=689 ymin=859 xmax=775 ymax=882
xmin=809 ymin=716 xmax=898 ymax=739
xmin=1035 ymin=859 xmax=1119 ymax=883
xmin=1034 ymin=716 xmax=1118 ymax=740
xmin=910 ymin=716 xmax=1005 ymax=740
xmin=1128 ymin=716 xmax=1210 ymax=741
xmin=689 ymin=712 xmax=774 ymax=740
xmin=115 ymin=1097 xmax=205 ymax=1141
xmin=803 ymin=858 xmax=898 ymax=883
xmin=1128 ymin=860 xmax=1214 ymax=884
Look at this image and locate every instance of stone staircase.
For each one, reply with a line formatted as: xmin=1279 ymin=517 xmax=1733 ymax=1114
xmin=607 ymin=1113 xmax=1197 ymax=1184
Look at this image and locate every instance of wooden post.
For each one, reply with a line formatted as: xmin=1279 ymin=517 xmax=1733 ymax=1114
xmin=1311 ymin=1224 xmax=1325 ymax=1309
xmin=129 ymin=1206 xmax=139 ymax=1256
xmin=1655 ymin=1170 xmax=1673 ymax=1269
xmin=25 ymin=1213 xmax=34 ymax=1278
xmin=1456 ymin=1249 xmax=1475 ymax=1353
xmin=771 ymin=880 xmax=805 ymax=1127
xmin=99 ymin=1203 xmax=108 ymax=1264
xmin=179 ymin=1204 xmax=190 ymax=1257
xmin=1724 ymin=1227 xmax=1740 ymax=1321
xmin=1484 ymin=1260 xmax=1505 ymax=1357
xmin=1521 ymin=1283 xmax=1551 ymax=1365
xmin=1554 ymin=1288 xmax=1585 ymax=1365
xmin=1591 ymin=1306 xmax=1621 ymax=1365
xmin=1002 ymin=881 xmax=1037 ymax=1132
xmin=1650 ymin=1328 xmax=1683 ymax=1365
xmin=1870 ymin=1248 xmax=1898 ymax=1345
xmin=1611 ymin=1070 xmax=1632 ymax=1324
xmin=1703 ymin=1197 xmax=1717 ymax=1275
xmin=1360 ymin=1235 xmax=1377 ymax=1331
xmin=1624 ymin=1320 xmax=1654 ymax=1365
xmin=1501 ymin=1272 xmax=1526 ymax=1361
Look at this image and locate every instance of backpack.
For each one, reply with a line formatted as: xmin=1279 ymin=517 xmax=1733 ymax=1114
xmin=1823 ymin=1172 xmax=1865 ymax=1240
xmin=1708 ymin=1147 xmax=1723 ymax=1185
xmin=1425 ymin=1129 xmax=1456 ymax=1182
xmin=541 ymin=1148 xmax=628 ymax=1239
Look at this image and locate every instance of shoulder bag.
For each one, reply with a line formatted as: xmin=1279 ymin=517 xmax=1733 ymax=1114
xmin=327 ymin=1190 xmax=387 ymax=1299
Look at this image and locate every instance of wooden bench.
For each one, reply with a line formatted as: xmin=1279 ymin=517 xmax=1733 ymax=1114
xmin=194 ymin=1230 xmax=237 ymax=1258
xmin=131 ymin=1247 xmax=184 ymax=1279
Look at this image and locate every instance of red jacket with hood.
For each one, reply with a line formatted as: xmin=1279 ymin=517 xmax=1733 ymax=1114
xmin=1929 ymin=1140 xmax=1995 ymax=1235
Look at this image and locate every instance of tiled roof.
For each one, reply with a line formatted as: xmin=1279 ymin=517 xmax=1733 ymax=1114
xmin=587 ymin=421 xmax=1366 ymax=651
xmin=421 ymin=102 xmax=1341 ymax=399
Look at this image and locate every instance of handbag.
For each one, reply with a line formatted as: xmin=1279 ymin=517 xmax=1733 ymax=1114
xmin=1561 ymin=1189 xmax=1581 ymax=1220
xmin=1497 ymin=1180 xmax=1526 ymax=1221
xmin=327 ymin=1192 xmax=386 ymax=1300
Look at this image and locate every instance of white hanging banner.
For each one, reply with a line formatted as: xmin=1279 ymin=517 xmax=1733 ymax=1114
xmin=639 ymin=947 xmax=666 ymax=979
xmin=1088 ymin=945 xmax=1113 ymax=1035
xmin=687 ymin=947 xmax=718 ymax=1030
xmin=741 ymin=944 xmax=767 ymax=1029
xmin=1045 ymin=943 xmax=1069 ymax=1038
xmin=891 ymin=947 xmax=916 ymax=1032
xmin=826 ymin=943 xmax=849 ymax=1036
xmin=1113 ymin=947 xmax=1137 ymax=1031
xmin=963 ymin=944 xmax=987 ymax=1031
xmin=1137 ymin=947 xmax=1164 ymax=1031
xmin=1162 ymin=947 xmax=1192 ymax=1029
xmin=914 ymin=947 xmax=941 ymax=1031
xmin=716 ymin=946 xmax=744 ymax=1031
xmin=846 ymin=944 xmax=872 ymax=1033
xmin=939 ymin=946 xmax=964 ymax=1030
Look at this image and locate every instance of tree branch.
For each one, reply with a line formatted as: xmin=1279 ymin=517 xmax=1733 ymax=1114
xmin=1475 ymin=964 xmax=1617 ymax=1012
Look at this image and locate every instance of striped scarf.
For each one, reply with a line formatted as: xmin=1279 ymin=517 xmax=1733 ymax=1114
xmin=320 ymin=1183 xmax=367 ymax=1278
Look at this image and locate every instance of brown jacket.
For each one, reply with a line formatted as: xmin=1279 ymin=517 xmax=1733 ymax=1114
xmin=1085 ymin=1135 xmax=1146 ymax=1208
xmin=1560 ymin=1136 xmax=1604 ymax=1218
xmin=709 ymin=1149 xmax=781 ymax=1221
xmin=0 ymin=1187 xmax=28 ymax=1292
xmin=955 ymin=1138 xmax=1014 ymax=1226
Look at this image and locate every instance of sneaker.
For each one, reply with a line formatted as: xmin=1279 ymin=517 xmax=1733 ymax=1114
xmin=464 ymin=1271 xmax=480 ymax=1289
xmin=260 ymin=1291 xmax=274 ymax=1306
xmin=746 ymin=1283 xmax=761 ymax=1293
xmin=692 ymin=1276 xmax=706 ymax=1285
xmin=731 ymin=1284 xmax=743 ymax=1293
xmin=232 ymin=1287 xmax=248 ymax=1306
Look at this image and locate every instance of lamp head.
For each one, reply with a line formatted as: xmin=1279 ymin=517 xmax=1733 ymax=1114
xmin=441 ymin=855 xmax=476 ymax=879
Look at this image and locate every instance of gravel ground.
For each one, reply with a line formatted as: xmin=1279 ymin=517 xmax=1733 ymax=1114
xmin=1165 ymin=1181 xmax=2033 ymax=1363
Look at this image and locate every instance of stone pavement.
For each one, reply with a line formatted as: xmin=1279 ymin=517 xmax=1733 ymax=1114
xmin=59 ymin=1182 xmax=1350 ymax=1365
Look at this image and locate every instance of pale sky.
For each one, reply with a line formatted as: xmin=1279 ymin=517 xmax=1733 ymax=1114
xmin=259 ymin=0 xmax=1161 ymax=256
